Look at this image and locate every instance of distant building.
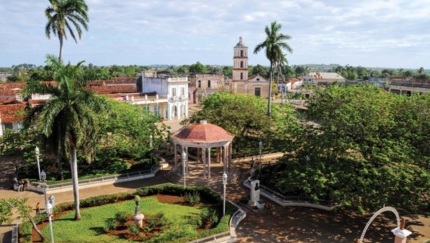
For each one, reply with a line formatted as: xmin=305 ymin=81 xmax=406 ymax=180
xmin=189 ymin=73 xmax=225 ymax=91
xmin=0 ymin=72 xmax=13 ymax=82
xmin=229 ymin=37 xmax=270 ymax=97
xmin=135 ymin=71 xmax=189 ymax=120
xmin=303 ymin=72 xmax=345 ymax=86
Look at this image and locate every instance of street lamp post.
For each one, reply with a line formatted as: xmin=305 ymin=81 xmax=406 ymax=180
xmin=40 ymin=171 xmax=48 ymax=214
xmin=35 ymin=146 xmax=40 ymax=181
xmin=45 ymin=203 xmax=55 ymax=243
xmin=222 ymin=173 xmax=228 ymax=216
xmin=258 ymin=141 xmax=263 ymax=176
xmin=182 ymin=151 xmax=186 ymax=189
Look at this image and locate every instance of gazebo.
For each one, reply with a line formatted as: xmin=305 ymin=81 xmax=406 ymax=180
xmin=171 ymin=120 xmax=235 ymax=178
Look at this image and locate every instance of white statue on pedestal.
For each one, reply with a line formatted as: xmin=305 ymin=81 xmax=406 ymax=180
xmin=248 ymin=180 xmax=260 ymax=207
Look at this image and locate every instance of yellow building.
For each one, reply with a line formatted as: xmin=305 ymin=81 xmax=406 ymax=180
xmin=230 ymin=37 xmax=269 ymax=97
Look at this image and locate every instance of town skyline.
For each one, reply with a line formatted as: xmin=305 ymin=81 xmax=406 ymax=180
xmin=1 ymin=0 xmax=429 ymax=69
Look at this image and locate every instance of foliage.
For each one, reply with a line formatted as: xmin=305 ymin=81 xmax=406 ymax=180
xmin=128 ymin=224 xmax=140 ymax=235
xmin=0 ymin=198 xmax=32 ymax=225
xmin=185 ymin=191 xmax=201 ymax=206
xmin=45 ymin=0 xmax=89 ymax=61
xmin=190 ymin=92 xmax=300 ymax=155
xmin=104 ymin=218 xmax=116 ymax=231
xmin=254 ymin=21 xmax=293 ymax=116
xmin=23 ymin=55 xmax=112 ymax=220
xmin=114 ymin=211 xmax=128 ymax=226
xmin=19 ymin=184 xmax=238 ymax=243
xmin=189 ymin=61 xmax=207 ymax=73
xmin=272 ymin=84 xmax=430 ymax=213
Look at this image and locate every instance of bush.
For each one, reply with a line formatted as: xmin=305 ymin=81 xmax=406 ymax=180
xmin=104 ymin=218 xmax=116 ymax=231
xmin=239 ymin=196 xmax=249 ymax=204
xmin=19 ymin=183 xmax=239 ymax=243
xmin=115 ymin=211 xmax=128 ymax=226
xmin=147 ymin=218 xmax=158 ymax=228
xmin=185 ymin=191 xmax=201 ymax=206
xmin=128 ymin=225 xmax=140 ymax=235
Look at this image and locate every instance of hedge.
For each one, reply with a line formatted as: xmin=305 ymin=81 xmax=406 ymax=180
xmin=19 ymin=183 xmax=237 ymax=243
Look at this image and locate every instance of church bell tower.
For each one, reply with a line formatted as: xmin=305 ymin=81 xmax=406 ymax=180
xmin=233 ymin=37 xmax=248 ymax=82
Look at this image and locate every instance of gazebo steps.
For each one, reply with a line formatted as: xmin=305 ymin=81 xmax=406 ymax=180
xmin=164 ymin=170 xmax=182 ymax=184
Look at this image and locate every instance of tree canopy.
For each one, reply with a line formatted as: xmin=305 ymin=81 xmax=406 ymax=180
xmin=270 ymin=84 xmax=430 ymax=213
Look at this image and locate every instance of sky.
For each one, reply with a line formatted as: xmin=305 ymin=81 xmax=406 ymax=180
xmin=1 ymin=0 xmax=430 ymax=69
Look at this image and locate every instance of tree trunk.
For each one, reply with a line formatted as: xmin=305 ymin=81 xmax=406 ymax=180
xmin=59 ymin=35 xmax=63 ymax=63
xmin=57 ymin=151 xmax=63 ymax=180
xmin=268 ymin=63 xmax=273 ymax=117
xmin=69 ymin=144 xmax=81 ymax=220
xmin=28 ymin=215 xmax=45 ymax=242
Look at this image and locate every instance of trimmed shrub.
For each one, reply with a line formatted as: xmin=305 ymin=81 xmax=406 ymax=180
xmin=128 ymin=225 xmax=140 ymax=235
xmin=185 ymin=191 xmax=201 ymax=206
xmin=104 ymin=218 xmax=116 ymax=231
xmin=115 ymin=211 xmax=128 ymax=226
xmin=18 ymin=183 xmax=239 ymax=243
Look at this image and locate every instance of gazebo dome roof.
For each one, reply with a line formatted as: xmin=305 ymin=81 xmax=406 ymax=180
xmin=172 ymin=120 xmax=234 ymax=144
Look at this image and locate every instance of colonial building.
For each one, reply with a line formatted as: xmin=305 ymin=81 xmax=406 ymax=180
xmin=136 ymin=72 xmax=189 ymax=120
xmin=230 ymin=37 xmax=270 ymax=97
xmin=303 ymin=72 xmax=345 ymax=86
xmin=189 ymin=73 xmax=225 ymax=91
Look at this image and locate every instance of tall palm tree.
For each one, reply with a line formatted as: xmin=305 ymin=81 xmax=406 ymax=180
xmin=24 ymin=55 xmax=110 ymax=220
xmin=254 ymin=21 xmax=293 ymax=117
xmin=45 ymin=0 xmax=89 ymax=62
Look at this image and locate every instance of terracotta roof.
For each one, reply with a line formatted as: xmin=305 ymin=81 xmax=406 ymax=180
xmin=0 ymin=98 xmax=21 ymax=105
xmin=172 ymin=120 xmax=234 ymax=143
xmin=87 ymin=78 xmax=136 ymax=86
xmin=85 ymin=85 xmax=137 ymax=94
xmin=0 ymin=103 xmax=26 ymax=123
xmin=0 ymin=82 xmax=26 ymax=89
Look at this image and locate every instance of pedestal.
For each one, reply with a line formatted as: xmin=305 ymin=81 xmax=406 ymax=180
xmin=392 ymin=227 xmax=412 ymax=243
xmin=248 ymin=180 xmax=260 ymax=207
xmin=133 ymin=213 xmax=144 ymax=228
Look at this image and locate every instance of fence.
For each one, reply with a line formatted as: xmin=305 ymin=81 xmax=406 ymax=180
xmin=244 ymin=178 xmax=337 ymax=210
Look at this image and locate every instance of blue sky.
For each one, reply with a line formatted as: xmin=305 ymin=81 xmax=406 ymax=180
xmin=1 ymin=0 xmax=429 ymax=68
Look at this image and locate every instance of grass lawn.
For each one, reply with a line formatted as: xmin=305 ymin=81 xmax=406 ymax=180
xmin=40 ymin=195 xmax=213 ymax=243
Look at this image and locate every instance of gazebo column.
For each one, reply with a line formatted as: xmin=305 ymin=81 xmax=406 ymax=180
xmin=229 ymin=143 xmax=233 ymax=172
xmin=222 ymin=145 xmax=227 ymax=173
xmin=174 ymin=142 xmax=177 ymax=172
xmin=203 ymin=148 xmax=207 ymax=178
xmin=208 ymin=147 xmax=211 ymax=178
xmin=216 ymin=147 xmax=220 ymax=163
xmin=186 ymin=147 xmax=189 ymax=175
xmin=197 ymin=148 xmax=201 ymax=163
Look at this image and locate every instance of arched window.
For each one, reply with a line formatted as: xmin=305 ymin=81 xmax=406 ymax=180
xmin=240 ymin=73 xmax=243 ymax=80
xmin=240 ymin=61 xmax=243 ymax=68
xmin=198 ymin=80 xmax=201 ymax=88
xmin=240 ymin=50 xmax=244 ymax=57
xmin=208 ymin=80 xmax=211 ymax=88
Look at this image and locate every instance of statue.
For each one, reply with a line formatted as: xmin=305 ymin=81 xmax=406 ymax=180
xmin=400 ymin=217 xmax=406 ymax=230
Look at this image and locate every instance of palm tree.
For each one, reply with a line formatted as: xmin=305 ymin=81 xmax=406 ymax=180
xmin=254 ymin=21 xmax=293 ymax=117
xmin=45 ymin=0 xmax=89 ymax=62
xmin=24 ymin=55 xmax=111 ymax=220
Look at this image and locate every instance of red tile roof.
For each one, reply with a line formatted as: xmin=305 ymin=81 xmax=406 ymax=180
xmin=85 ymin=85 xmax=137 ymax=94
xmin=0 ymin=103 xmax=26 ymax=123
xmin=173 ymin=121 xmax=234 ymax=143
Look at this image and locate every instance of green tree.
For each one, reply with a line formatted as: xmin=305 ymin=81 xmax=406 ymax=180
xmin=254 ymin=21 xmax=293 ymax=117
xmin=251 ymin=64 xmax=268 ymax=78
xmin=45 ymin=0 xmax=89 ymax=62
xmin=23 ymin=55 xmax=111 ymax=220
xmin=274 ymin=84 xmax=430 ymax=213
xmin=221 ymin=66 xmax=232 ymax=77
xmin=189 ymin=61 xmax=207 ymax=73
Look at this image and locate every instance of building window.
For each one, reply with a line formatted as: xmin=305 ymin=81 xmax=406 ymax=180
xmin=181 ymin=87 xmax=185 ymax=96
xmin=240 ymin=73 xmax=243 ymax=80
xmin=240 ymin=50 xmax=244 ymax=57
xmin=198 ymin=80 xmax=201 ymax=88
xmin=208 ymin=80 xmax=211 ymax=88
xmin=240 ymin=61 xmax=243 ymax=68
xmin=172 ymin=88 xmax=177 ymax=97
xmin=255 ymin=87 xmax=261 ymax=97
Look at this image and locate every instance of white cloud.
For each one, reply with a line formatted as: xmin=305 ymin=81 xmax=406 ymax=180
xmin=0 ymin=0 xmax=429 ymax=68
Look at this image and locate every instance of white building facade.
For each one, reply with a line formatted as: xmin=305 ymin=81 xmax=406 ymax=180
xmin=140 ymin=72 xmax=189 ymax=120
